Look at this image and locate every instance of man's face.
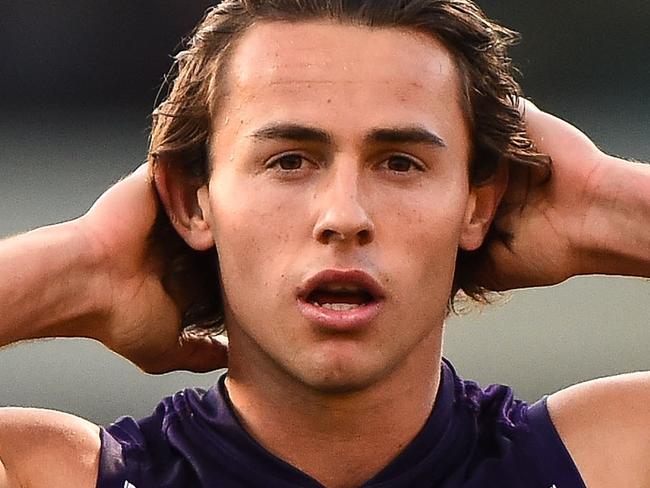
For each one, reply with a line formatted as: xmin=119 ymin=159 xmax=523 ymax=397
xmin=201 ymin=21 xmax=477 ymax=392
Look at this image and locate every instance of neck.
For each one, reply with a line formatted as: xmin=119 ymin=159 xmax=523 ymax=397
xmin=225 ymin=329 xmax=443 ymax=488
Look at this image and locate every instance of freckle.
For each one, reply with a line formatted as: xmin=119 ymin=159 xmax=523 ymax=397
xmin=327 ymin=98 xmax=332 ymax=104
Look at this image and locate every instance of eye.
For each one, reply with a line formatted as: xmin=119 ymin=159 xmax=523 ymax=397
xmin=384 ymin=155 xmax=424 ymax=173
xmin=267 ymin=153 xmax=308 ymax=171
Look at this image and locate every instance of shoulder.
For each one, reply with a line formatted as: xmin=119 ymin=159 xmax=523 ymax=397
xmin=442 ymin=360 xmax=585 ymax=487
xmin=99 ymin=386 xmax=216 ymax=487
xmin=548 ymin=371 xmax=650 ymax=488
xmin=0 ymin=407 xmax=100 ymax=488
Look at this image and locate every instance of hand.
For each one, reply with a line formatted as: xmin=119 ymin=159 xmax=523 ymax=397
xmin=475 ymin=101 xmax=606 ymax=291
xmin=78 ymin=165 xmax=227 ymax=373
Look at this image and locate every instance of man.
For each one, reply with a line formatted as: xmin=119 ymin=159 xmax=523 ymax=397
xmin=0 ymin=1 xmax=648 ymax=487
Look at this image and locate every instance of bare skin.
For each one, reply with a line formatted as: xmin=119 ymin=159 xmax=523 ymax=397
xmin=0 ymin=165 xmax=228 ymax=375
xmin=475 ymin=101 xmax=650 ymax=289
xmin=188 ymin=24 xmax=484 ymax=487
xmin=0 ymin=22 xmax=649 ymax=488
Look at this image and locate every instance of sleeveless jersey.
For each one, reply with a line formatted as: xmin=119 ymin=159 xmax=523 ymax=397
xmin=97 ymin=359 xmax=587 ymax=487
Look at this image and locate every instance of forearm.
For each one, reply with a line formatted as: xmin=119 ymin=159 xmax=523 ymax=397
xmin=579 ymin=155 xmax=650 ymax=278
xmin=0 ymin=221 xmax=106 ymax=347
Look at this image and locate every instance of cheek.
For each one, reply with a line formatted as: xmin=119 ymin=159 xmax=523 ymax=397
xmin=380 ymin=180 xmax=469 ymax=249
xmin=206 ymin=178 xmax=304 ymax=304
xmin=214 ymin=208 xmax=280 ymax=278
xmin=380 ymin=189 xmax=469 ymax=295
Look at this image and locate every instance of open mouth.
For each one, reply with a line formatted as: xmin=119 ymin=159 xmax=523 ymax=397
xmin=297 ymin=269 xmax=385 ymax=313
xmin=307 ymin=283 xmax=376 ymax=311
xmin=296 ymin=269 xmax=385 ymax=329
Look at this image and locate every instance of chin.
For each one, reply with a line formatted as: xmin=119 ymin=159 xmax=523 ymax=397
xmin=289 ymin=355 xmax=391 ymax=396
xmin=302 ymin=375 xmax=380 ymax=396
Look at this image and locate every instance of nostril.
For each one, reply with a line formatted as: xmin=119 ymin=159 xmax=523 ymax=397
xmin=317 ymin=228 xmax=373 ymax=245
xmin=319 ymin=229 xmax=340 ymax=243
xmin=357 ymin=229 xmax=372 ymax=245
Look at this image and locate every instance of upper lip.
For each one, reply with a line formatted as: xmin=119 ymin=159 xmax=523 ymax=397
xmin=297 ymin=269 xmax=386 ymax=302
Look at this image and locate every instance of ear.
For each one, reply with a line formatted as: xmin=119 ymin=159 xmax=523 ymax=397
xmin=152 ymin=159 xmax=214 ymax=251
xmin=459 ymin=162 xmax=509 ymax=251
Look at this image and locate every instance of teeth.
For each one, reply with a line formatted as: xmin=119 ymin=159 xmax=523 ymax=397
xmin=312 ymin=302 xmax=361 ymax=311
xmin=321 ymin=283 xmax=362 ymax=293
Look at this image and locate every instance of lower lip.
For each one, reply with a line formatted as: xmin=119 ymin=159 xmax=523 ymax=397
xmin=296 ymin=299 xmax=383 ymax=331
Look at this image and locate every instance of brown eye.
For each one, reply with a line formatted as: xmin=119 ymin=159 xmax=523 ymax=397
xmin=386 ymin=155 xmax=418 ymax=172
xmin=275 ymin=154 xmax=304 ymax=170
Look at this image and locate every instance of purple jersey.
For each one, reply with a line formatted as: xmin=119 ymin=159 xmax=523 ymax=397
xmin=97 ymin=359 xmax=586 ymax=487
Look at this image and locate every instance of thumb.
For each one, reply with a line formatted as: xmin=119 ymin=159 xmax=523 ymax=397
xmin=145 ymin=334 xmax=229 ymax=374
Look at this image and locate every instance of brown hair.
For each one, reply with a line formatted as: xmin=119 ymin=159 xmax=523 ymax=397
xmin=148 ymin=0 xmax=551 ymax=335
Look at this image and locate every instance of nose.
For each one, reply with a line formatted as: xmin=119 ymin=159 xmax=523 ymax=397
xmin=312 ymin=163 xmax=375 ymax=246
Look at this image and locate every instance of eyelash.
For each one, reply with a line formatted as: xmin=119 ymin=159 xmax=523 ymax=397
xmin=264 ymin=153 xmax=426 ymax=174
xmin=381 ymin=154 xmax=426 ymax=173
xmin=265 ymin=153 xmax=314 ymax=172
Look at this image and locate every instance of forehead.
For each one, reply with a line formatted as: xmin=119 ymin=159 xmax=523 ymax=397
xmin=216 ymin=21 xmax=467 ymax=146
xmin=230 ymin=20 xmax=459 ymax=86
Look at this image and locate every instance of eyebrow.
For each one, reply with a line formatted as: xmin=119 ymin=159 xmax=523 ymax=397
xmin=365 ymin=127 xmax=446 ymax=148
xmin=249 ymin=123 xmax=446 ymax=148
xmin=250 ymin=123 xmax=332 ymax=144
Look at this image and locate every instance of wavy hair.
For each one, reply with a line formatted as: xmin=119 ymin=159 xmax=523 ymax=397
xmin=148 ymin=0 xmax=551 ymax=336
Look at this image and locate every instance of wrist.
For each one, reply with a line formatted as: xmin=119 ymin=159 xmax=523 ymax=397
xmin=575 ymin=154 xmax=650 ymax=277
xmin=20 ymin=221 xmax=108 ymax=341
xmin=64 ymin=217 xmax=113 ymax=341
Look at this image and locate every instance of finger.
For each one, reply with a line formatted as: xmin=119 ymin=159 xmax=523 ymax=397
xmin=522 ymin=102 xmax=599 ymax=159
xmin=87 ymin=163 xmax=157 ymax=225
xmin=121 ymin=163 xmax=150 ymax=181
xmin=144 ymin=335 xmax=229 ymax=374
xmin=517 ymin=97 xmax=539 ymax=116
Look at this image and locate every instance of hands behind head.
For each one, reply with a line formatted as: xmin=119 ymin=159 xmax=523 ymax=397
xmin=79 ymin=165 xmax=228 ymax=374
xmin=78 ymin=102 xmax=637 ymax=371
xmin=473 ymin=100 xmax=609 ymax=291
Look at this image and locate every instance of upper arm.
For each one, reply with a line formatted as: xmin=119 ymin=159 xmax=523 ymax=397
xmin=0 ymin=457 xmax=20 ymax=488
xmin=0 ymin=407 xmax=101 ymax=488
xmin=548 ymin=371 xmax=650 ymax=488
